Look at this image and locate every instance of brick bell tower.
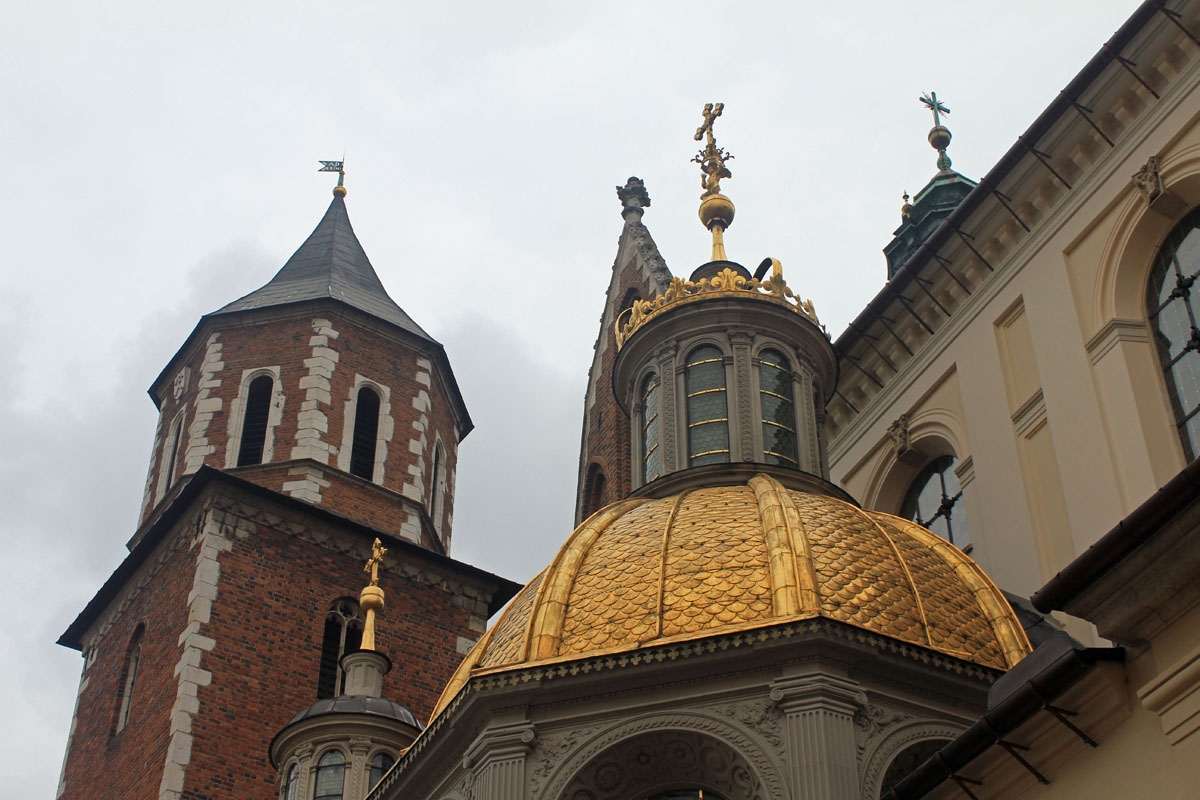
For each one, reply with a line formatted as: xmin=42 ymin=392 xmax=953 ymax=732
xmin=55 ymin=177 xmax=519 ymax=800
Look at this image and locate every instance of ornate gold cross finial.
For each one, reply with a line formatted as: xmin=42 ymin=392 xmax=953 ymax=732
xmin=359 ymin=538 xmax=388 ymax=651
xmin=692 ymin=102 xmax=735 ymax=261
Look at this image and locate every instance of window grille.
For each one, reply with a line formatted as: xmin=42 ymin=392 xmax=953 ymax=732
xmin=236 ymin=375 xmax=273 ymax=467
xmin=349 ymin=386 xmax=381 ymax=480
xmin=316 ymin=599 xmax=363 ymax=699
xmin=685 ymin=345 xmax=730 ymax=466
xmin=757 ymin=349 xmax=798 ymax=466
xmin=1147 ymin=207 xmax=1200 ymax=460
xmin=641 ymin=373 xmax=661 ymax=482
xmin=901 ymin=455 xmax=968 ymax=548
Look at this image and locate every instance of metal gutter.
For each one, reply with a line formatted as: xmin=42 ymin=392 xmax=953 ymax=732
xmin=882 ymin=632 xmax=1124 ymax=799
xmin=1032 ymin=455 xmax=1200 ymax=613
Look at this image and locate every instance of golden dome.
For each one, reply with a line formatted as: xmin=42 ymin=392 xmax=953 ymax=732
xmin=433 ymin=474 xmax=1031 ymax=718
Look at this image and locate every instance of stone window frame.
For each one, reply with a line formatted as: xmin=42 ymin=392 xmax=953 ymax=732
xmin=278 ymin=761 xmax=299 ymax=800
xmin=154 ymin=407 xmax=189 ymax=505
xmin=628 ymin=362 xmax=664 ymax=489
xmin=316 ymin=598 xmax=364 ymax=700
xmin=112 ymin=623 xmax=145 ymax=735
xmin=899 ymin=452 xmax=971 ymax=551
xmin=224 ymin=366 xmax=284 ymax=469
xmin=336 ymin=375 xmax=393 ymax=484
xmin=428 ymin=436 xmax=448 ymax=535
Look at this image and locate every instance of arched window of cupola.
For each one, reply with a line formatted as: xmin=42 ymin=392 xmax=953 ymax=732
xmin=236 ymin=375 xmax=274 ymax=467
xmin=641 ymin=373 xmax=661 ymax=483
xmin=349 ymin=386 xmax=382 ymax=480
xmin=1147 ymin=206 xmax=1200 ymax=460
xmin=312 ymin=750 xmax=347 ymax=800
xmin=758 ymin=348 xmax=798 ymax=466
xmin=685 ymin=345 xmax=730 ymax=466
xmin=279 ymin=763 xmax=298 ymax=800
xmin=368 ymin=752 xmax=395 ymax=789
xmin=316 ymin=599 xmax=363 ymax=699
xmin=901 ymin=455 xmax=968 ymax=549
xmin=113 ymin=624 xmax=144 ymax=734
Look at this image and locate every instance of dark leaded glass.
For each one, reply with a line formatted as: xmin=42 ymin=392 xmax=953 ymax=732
xmin=686 ymin=346 xmax=729 ymax=465
xmin=368 ymin=753 xmax=394 ymax=789
xmin=641 ymin=373 xmax=661 ymax=483
xmin=1148 ymin=207 xmax=1200 ymax=460
xmin=313 ymin=750 xmax=346 ymax=800
xmin=349 ymin=386 xmax=381 ymax=480
xmin=237 ymin=375 xmax=273 ymax=466
xmin=758 ymin=349 xmax=797 ymax=465
xmin=901 ymin=455 xmax=968 ymax=549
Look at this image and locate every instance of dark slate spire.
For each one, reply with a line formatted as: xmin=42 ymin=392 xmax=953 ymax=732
xmin=211 ymin=193 xmax=435 ymax=343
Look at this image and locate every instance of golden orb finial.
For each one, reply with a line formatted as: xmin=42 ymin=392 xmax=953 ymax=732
xmin=692 ymin=103 xmax=735 ymax=261
xmin=359 ymin=538 xmax=387 ymax=651
xmin=901 ymin=190 xmax=913 ymax=220
xmin=318 ymin=159 xmax=347 ymax=197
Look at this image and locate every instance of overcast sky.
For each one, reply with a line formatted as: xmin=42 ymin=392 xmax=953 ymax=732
xmin=2 ymin=1 xmax=1143 ymax=795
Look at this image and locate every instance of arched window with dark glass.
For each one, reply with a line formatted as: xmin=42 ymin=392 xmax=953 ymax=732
xmin=165 ymin=412 xmax=186 ymax=487
xmin=878 ymin=739 xmax=950 ymax=797
xmin=758 ymin=348 xmax=798 ymax=466
xmin=113 ymin=624 xmax=144 ymax=734
xmin=316 ymin=598 xmax=363 ymax=699
xmin=901 ymin=455 xmax=968 ymax=549
xmin=641 ymin=373 xmax=661 ymax=483
xmin=686 ymin=345 xmax=730 ymax=466
xmin=429 ymin=441 xmax=444 ymax=525
xmin=349 ymin=386 xmax=381 ymax=480
xmin=280 ymin=764 xmax=298 ymax=800
xmin=312 ymin=750 xmax=346 ymax=800
xmin=368 ymin=752 xmax=395 ymax=789
xmin=1148 ymin=207 xmax=1200 ymax=460
xmin=237 ymin=375 xmax=274 ymax=466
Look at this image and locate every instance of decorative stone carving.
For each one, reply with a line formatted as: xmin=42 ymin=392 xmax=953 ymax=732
xmin=858 ymin=721 xmax=964 ymax=800
xmin=172 ymin=366 xmax=190 ymax=400
xmin=617 ymin=177 xmax=651 ymax=223
xmin=528 ymin=724 xmax=602 ymax=797
xmin=853 ymin=706 xmax=914 ymax=760
xmin=711 ymin=698 xmax=784 ymax=753
xmin=540 ymin=712 xmax=786 ymax=800
xmin=1132 ymin=155 xmax=1164 ymax=202
xmin=887 ymin=413 xmax=926 ymax=466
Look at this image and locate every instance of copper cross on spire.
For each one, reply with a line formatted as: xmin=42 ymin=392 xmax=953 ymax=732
xmin=919 ymin=91 xmax=950 ymax=128
xmin=694 ymin=102 xmax=724 ymax=145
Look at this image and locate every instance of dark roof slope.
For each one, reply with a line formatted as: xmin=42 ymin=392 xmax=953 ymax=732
xmin=212 ymin=194 xmax=434 ymax=343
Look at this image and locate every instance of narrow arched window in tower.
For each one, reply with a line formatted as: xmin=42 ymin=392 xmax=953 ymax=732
xmin=1148 ymin=207 xmax=1200 ymax=460
xmin=316 ymin=599 xmax=363 ymax=699
xmin=685 ymin=345 xmax=730 ymax=466
xmin=280 ymin=764 xmax=298 ymax=800
xmin=582 ymin=463 xmax=606 ymax=519
xmin=312 ymin=750 xmax=346 ymax=800
xmin=901 ymin=455 xmax=968 ymax=549
xmin=236 ymin=375 xmax=274 ymax=467
xmin=368 ymin=752 xmax=395 ymax=789
xmin=164 ymin=413 xmax=186 ymax=487
xmin=113 ymin=624 xmax=144 ymax=734
xmin=641 ymin=373 xmax=661 ymax=483
xmin=758 ymin=349 xmax=798 ymax=466
xmin=349 ymin=386 xmax=381 ymax=480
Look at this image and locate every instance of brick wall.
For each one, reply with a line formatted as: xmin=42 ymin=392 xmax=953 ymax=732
xmin=140 ymin=304 xmax=462 ymax=550
xmin=60 ymin=483 xmax=498 ymax=800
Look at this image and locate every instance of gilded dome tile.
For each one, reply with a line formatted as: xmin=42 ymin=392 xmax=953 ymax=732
xmin=434 ymin=475 xmax=1032 ymax=720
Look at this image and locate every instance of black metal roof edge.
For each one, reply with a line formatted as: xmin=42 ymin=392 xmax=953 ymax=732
xmin=881 ymin=634 xmax=1124 ymax=800
xmin=1031 ymin=455 xmax=1200 ymax=613
xmin=58 ymin=466 xmax=519 ymax=650
xmin=145 ymin=298 xmax=473 ymax=438
xmin=833 ymin=0 xmax=1167 ymax=358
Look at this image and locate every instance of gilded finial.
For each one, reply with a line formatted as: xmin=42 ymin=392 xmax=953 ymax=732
xmin=919 ymin=92 xmax=954 ymax=172
xmin=901 ymin=191 xmax=913 ymax=220
xmin=692 ymin=102 xmax=735 ymax=261
xmin=359 ymin=538 xmax=387 ymax=651
xmin=319 ymin=159 xmax=346 ymax=197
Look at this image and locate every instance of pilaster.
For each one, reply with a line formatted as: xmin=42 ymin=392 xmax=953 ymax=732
xmin=729 ymin=328 xmax=756 ymax=462
xmin=771 ymin=673 xmax=865 ymax=800
xmin=655 ymin=340 xmax=679 ymax=474
xmin=464 ymin=722 xmax=536 ymax=800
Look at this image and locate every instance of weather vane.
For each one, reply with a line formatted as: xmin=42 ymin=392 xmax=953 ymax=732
xmin=319 ymin=159 xmax=346 ymax=195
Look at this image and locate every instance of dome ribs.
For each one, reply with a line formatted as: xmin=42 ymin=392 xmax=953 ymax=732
xmin=749 ymin=474 xmax=817 ymax=616
xmin=654 ymin=491 xmax=693 ymax=639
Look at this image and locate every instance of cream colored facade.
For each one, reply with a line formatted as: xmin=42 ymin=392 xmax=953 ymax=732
xmin=828 ymin=3 xmax=1200 ymax=608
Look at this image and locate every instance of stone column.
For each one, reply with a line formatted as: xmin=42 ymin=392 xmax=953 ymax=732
xmin=729 ymin=328 xmax=756 ymax=462
xmin=771 ymin=673 xmax=865 ymax=800
xmin=347 ymin=737 xmax=372 ymax=800
xmin=464 ymin=722 xmax=536 ymax=800
xmin=656 ymin=340 xmax=679 ymax=473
